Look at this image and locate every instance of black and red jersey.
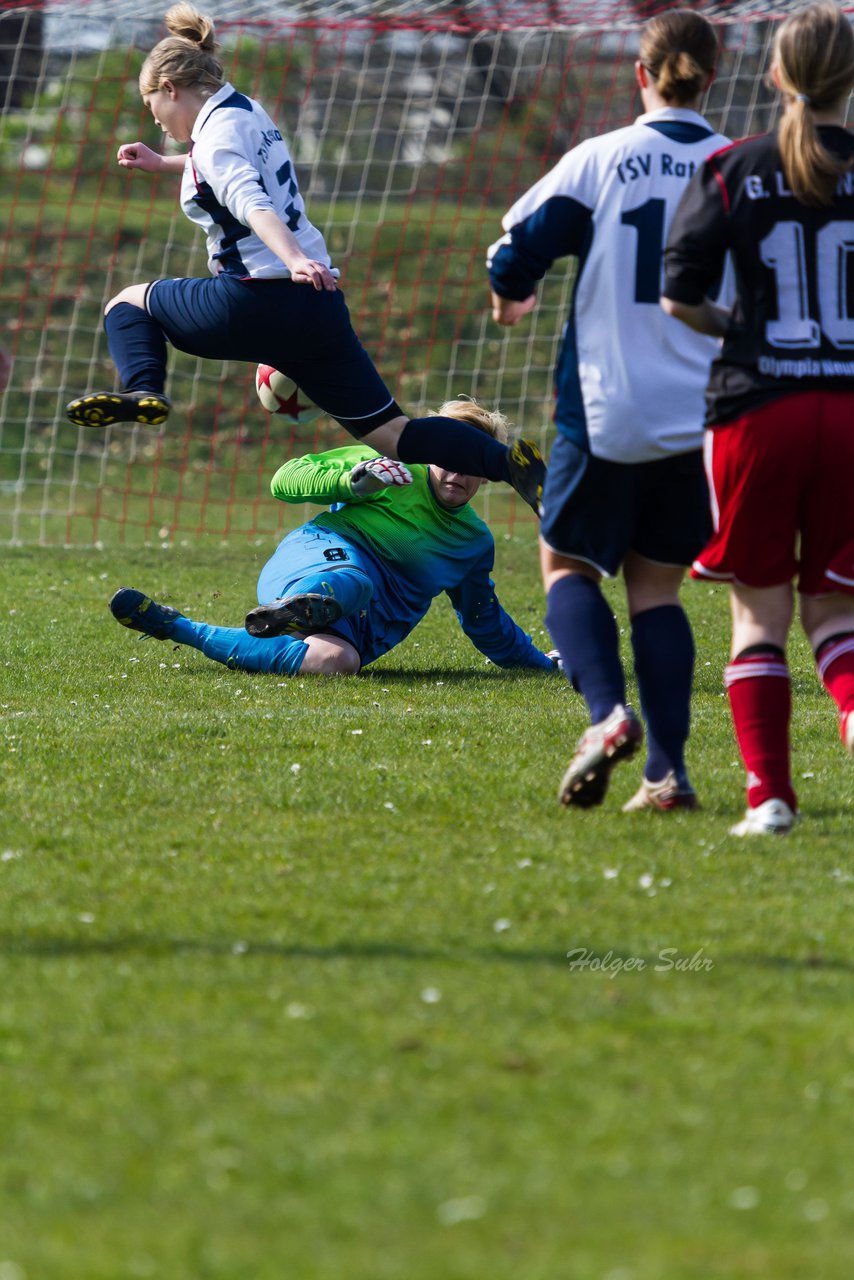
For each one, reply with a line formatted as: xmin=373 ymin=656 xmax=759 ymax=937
xmin=663 ymin=125 xmax=854 ymax=426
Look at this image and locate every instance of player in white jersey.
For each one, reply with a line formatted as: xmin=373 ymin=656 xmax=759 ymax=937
xmin=488 ymin=9 xmax=726 ymax=812
xmin=177 ymin=83 xmax=332 ymax=281
xmin=64 ymin=3 xmax=546 ymax=515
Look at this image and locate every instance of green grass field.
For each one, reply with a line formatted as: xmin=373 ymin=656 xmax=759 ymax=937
xmin=2 ymin=535 xmax=853 ymax=1280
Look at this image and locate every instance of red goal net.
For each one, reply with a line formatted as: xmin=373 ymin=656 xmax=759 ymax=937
xmin=0 ymin=0 xmax=823 ymax=545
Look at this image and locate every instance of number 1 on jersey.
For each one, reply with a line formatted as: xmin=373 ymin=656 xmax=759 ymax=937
xmin=621 ymin=198 xmax=666 ymax=304
xmin=760 ymin=222 xmax=820 ymax=348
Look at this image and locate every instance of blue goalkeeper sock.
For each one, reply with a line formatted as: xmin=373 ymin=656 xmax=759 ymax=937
xmin=631 ymin=605 xmax=694 ymax=784
xmin=397 ymin=415 xmax=510 ymax=482
xmin=281 ymin=567 xmax=372 ymax=617
xmin=171 ymin=617 xmax=308 ymax=675
xmin=104 ymin=303 xmax=168 ymax=393
xmin=545 ymin=574 xmax=625 ymax=724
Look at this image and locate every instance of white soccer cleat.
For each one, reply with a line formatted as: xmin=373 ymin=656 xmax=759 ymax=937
xmin=349 ymin=457 xmax=413 ymax=495
xmin=729 ymin=798 xmax=798 ymax=837
xmin=622 ymin=770 xmax=699 ymax=813
xmin=558 ymin=703 xmax=643 ymax=808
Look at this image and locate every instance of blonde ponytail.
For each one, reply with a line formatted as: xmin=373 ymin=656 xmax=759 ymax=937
xmin=775 ymin=2 xmax=854 ymax=207
xmin=139 ymin=4 xmax=223 ymax=96
xmin=163 ymin=3 xmax=217 ymax=51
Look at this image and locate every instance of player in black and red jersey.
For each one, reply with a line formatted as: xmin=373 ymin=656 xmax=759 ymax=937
xmin=663 ymin=0 xmax=854 ymax=836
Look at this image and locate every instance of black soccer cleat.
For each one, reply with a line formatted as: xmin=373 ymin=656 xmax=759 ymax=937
xmin=110 ymin=587 xmax=181 ymax=640
xmin=507 ymin=438 xmax=546 ymax=517
xmin=66 ymin=390 xmax=172 ymax=429
xmin=245 ymin=593 xmax=344 ymax=638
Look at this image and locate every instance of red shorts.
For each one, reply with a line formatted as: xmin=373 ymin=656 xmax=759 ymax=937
xmin=692 ymin=391 xmax=854 ymax=595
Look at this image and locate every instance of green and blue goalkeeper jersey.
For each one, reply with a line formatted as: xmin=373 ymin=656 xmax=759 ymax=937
xmin=269 ymin=446 xmax=552 ymax=669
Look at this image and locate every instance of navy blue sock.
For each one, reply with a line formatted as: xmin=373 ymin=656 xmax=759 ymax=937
xmin=397 ymin=415 xmax=510 ymax=482
xmin=281 ymin=567 xmax=372 ymax=617
xmin=631 ymin=604 xmax=694 ymax=783
xmin=545 ymin=574 xmax=625 ymax=723
xmin=104 ymin=303 xmax=168 ymax=394
xmin=171 ymin=617 xmax=308 ymax=675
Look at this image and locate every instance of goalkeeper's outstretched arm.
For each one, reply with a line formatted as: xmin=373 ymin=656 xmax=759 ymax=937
xmin=269 ymin=446 xmax=409 ymax=506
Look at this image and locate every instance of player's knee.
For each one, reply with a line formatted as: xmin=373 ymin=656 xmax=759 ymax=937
xmin=626 ymin=581 xmax=684 ymax=617
xmin=361 ymin=415 xmax=407 ymax=459
xmin=329 ymin=647 xmax=362 ymax=675
xmin=300 ymin=634 xmax=361 ymax=675
xmin=542 ymin=561 xmax=600 ymax=593
xmin=105 ymin=285 xmax=150 ymax=317
xmin=801 ymin=594 xmax=854 ymax=648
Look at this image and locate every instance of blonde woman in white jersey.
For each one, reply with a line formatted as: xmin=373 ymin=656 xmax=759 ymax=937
xmin=66 ymin=3 xmax=546 ymax=512
xmin=488 ymin=9 xmax=728 ymax=811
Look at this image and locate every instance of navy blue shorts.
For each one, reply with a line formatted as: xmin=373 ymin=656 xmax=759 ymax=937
xmin=540 ymin=434 xmax=711 ymax=577
xmin=146 ymin=274 xmax=402 ymax=435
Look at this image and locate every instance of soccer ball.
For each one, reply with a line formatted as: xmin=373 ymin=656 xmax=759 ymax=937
xmin=255 ymin=365 xmax=322 ymax=424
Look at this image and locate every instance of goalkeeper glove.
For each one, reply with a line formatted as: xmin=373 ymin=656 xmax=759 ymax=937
xmin=350 ymin=457 xmax=413 ymax=495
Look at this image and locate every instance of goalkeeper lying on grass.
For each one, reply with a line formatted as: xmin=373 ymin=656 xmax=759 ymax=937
xmin=110 ymin=398 xmax=558 ymax=677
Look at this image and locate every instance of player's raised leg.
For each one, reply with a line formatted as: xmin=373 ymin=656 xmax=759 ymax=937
xmin=368 ymin=415 xmax=545 ymax=518
xmin=253 ymin=290 xmax=546 ymax=514
xmin=66 ymin=287 xmax=172 ymax=428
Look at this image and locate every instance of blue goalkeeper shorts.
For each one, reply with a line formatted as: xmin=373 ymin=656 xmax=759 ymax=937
xmin=146 ymin=274 xmax=402 ymax=435
xmin=257 ymin=522 xmax=422 ymax=665
xmin=257 ymin=522 xmax=377 ymax=604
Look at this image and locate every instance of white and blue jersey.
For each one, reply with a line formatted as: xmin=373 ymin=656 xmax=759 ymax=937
xmin=182 ymin=81 xmax=334 ymax=279
xmin=487 ymin=108 xmax=730 ymax=462
xmin=145 ymin=83 xmax=399 ymax=433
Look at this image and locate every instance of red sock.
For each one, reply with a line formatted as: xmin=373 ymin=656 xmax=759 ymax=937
xmin=815 ymin=633 xmax=854 ymax=730
xmin=725 ymin=650 xmax=796 ymax=811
